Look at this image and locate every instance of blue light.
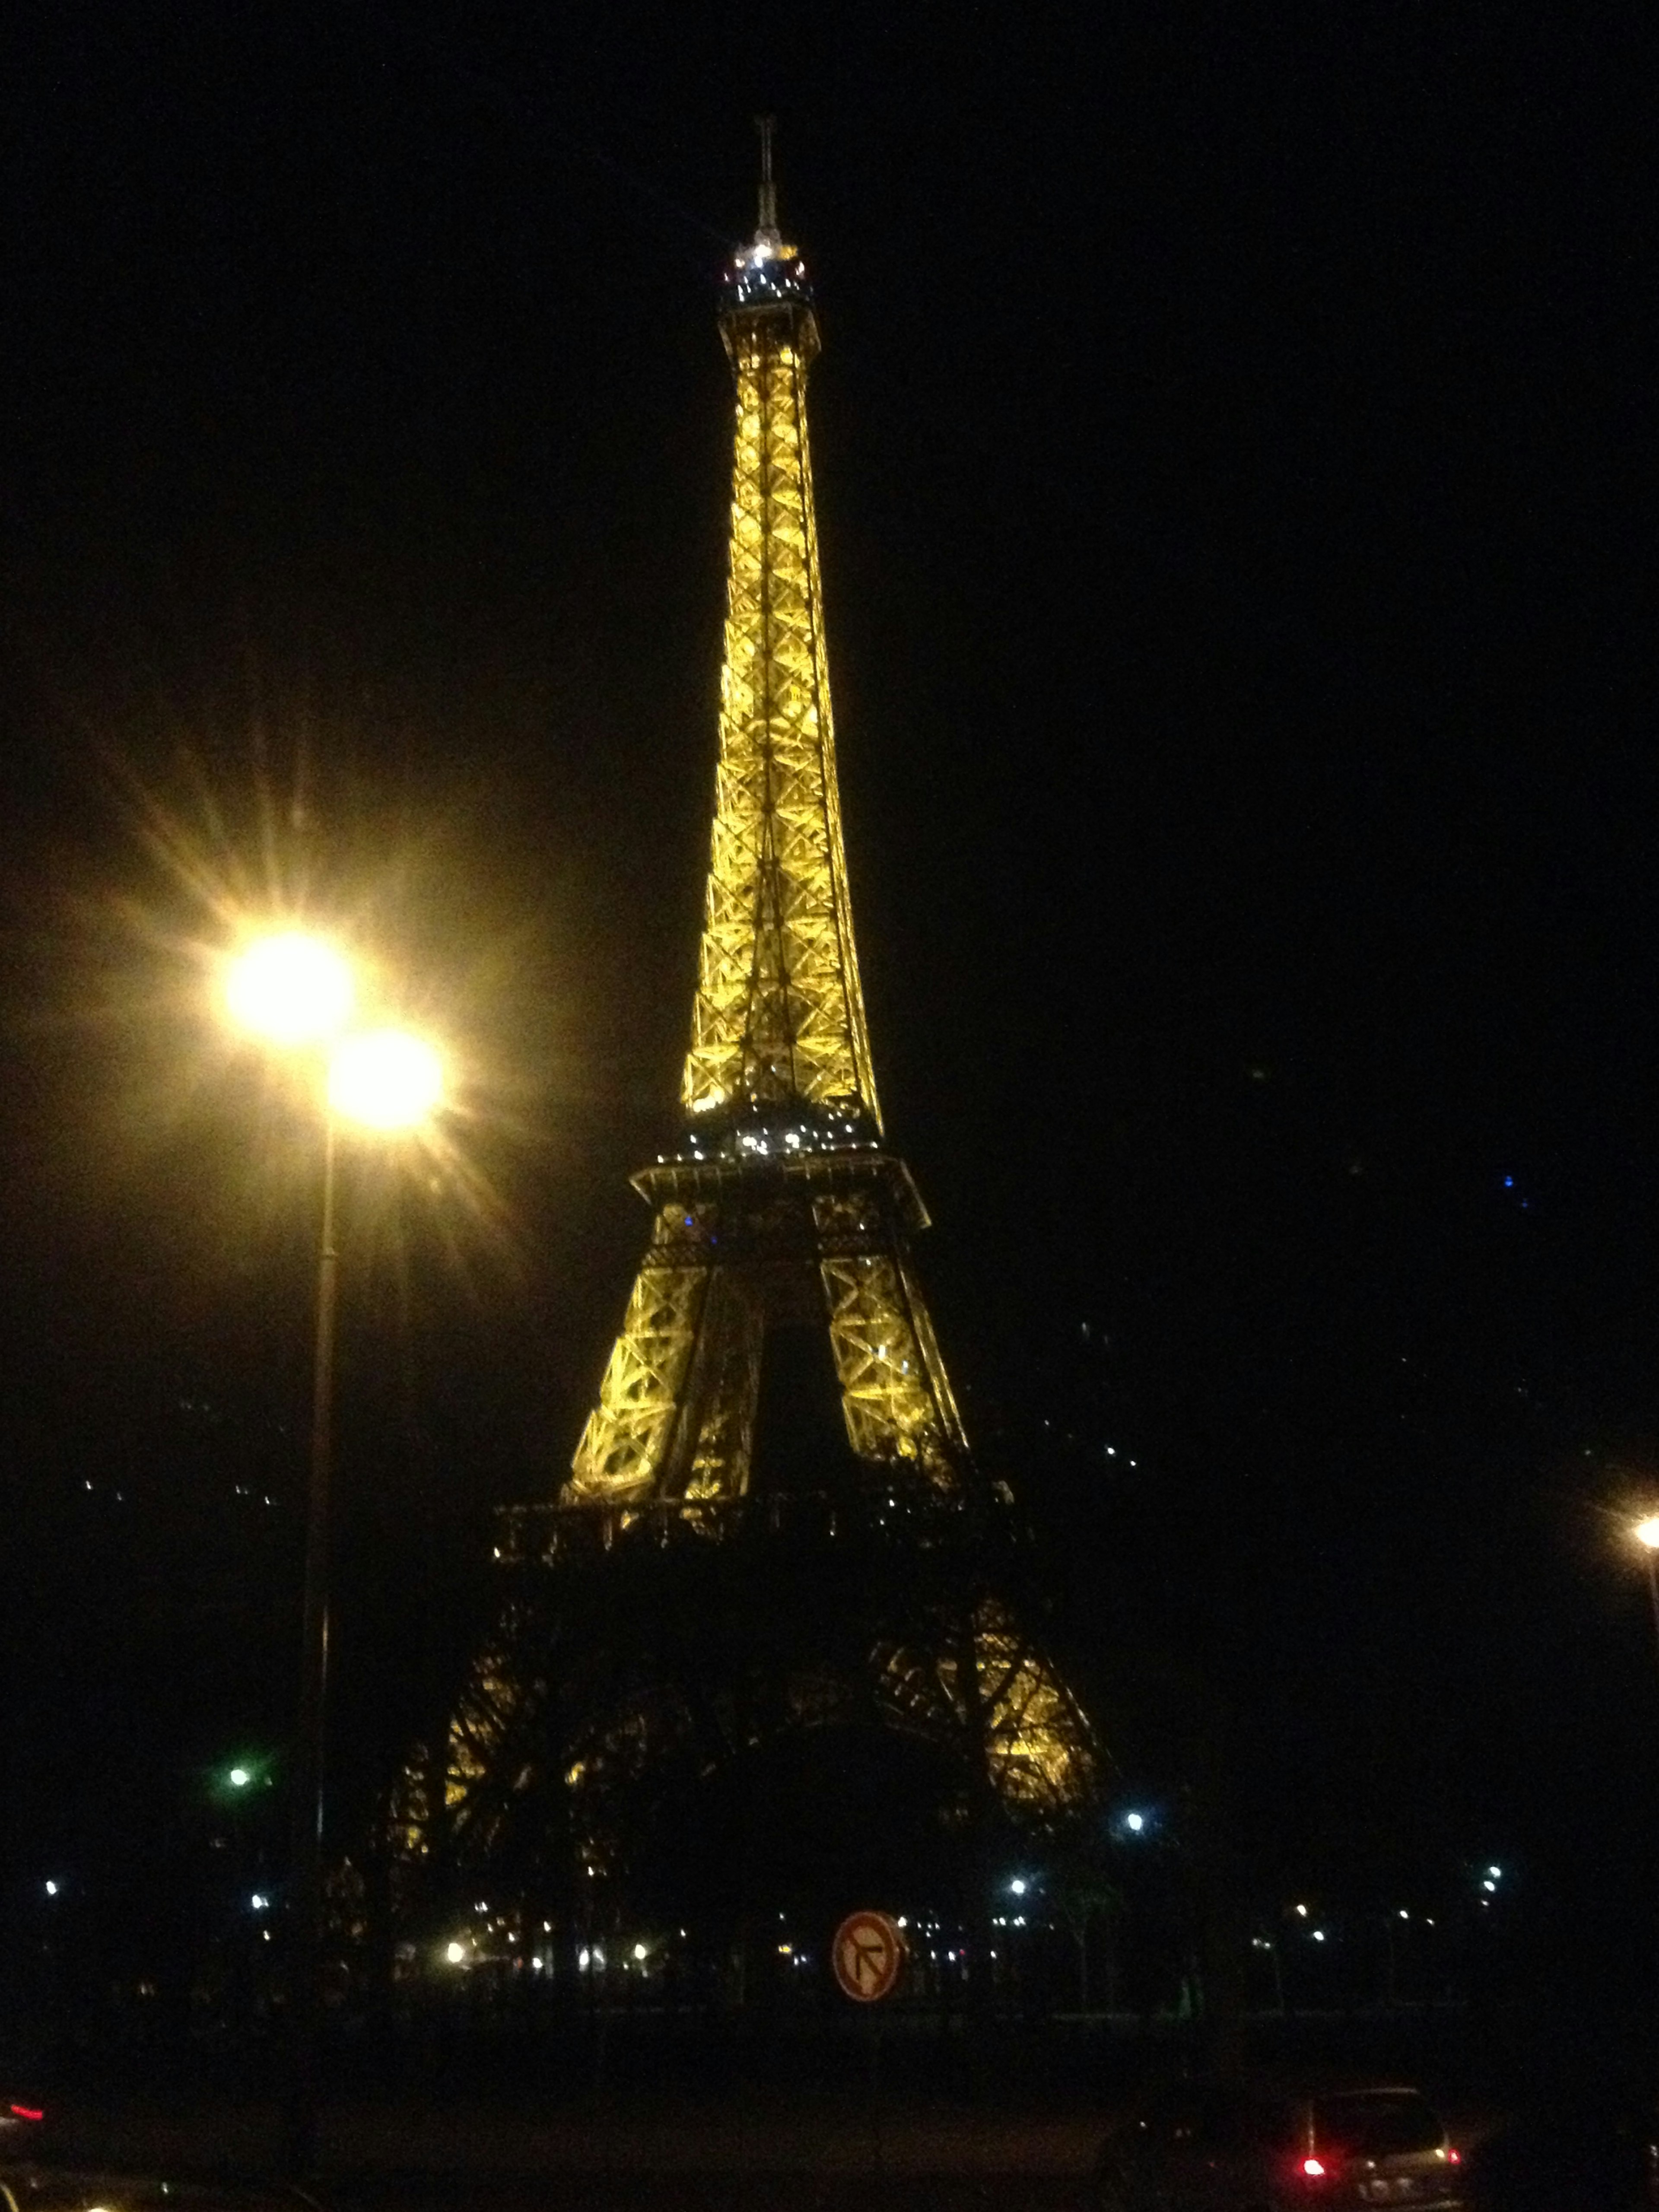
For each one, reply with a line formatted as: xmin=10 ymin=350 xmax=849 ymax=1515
xmin=1503 ymin=1176 xmax=1514 ymax=1189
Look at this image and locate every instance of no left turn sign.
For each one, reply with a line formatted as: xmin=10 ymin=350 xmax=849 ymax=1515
xmin=832 ymin=1909 xmax=905 ymax=2003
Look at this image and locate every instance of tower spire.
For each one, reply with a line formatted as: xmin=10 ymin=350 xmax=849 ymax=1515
xmin=756 ymin=113 xmax=779 ymax=244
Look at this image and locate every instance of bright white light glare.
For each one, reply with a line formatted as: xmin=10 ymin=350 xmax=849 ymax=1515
xmin=328 ymin=1028 xmax=444 ymax=1131
xmin=44 ymin=1880 xmax=58 ymax=1897
xmin=1008 ymin=1877 xmax=1027 ymax=1896
xmin=444 ymin=1941 xmax=466 ymax=1964
xmin=250 ymin=1893 xmax=269 ymax=1912
xmin=578 ymin=1948 xmax=591 ymax=1970
xmin=226 ymin=933 xmax=353 ymax=1046
xmin=228 ymin=1767 xmax=251 ymax=1788
xmin=1125 ymin=1811 xmax=1147 ymax=1833
xmin=1636 ymin=1518 xmax=1659 ymax=1551
xmin=633 ymin=1942 xmax=648 ymax=1962
xmin=1486 ymin=1865 xmax=1502 ymax=1879
xmin=1294 ymin=1903 xmax=1309 ymax=1917
xmin=1311 ymin=1929 xmax=1326 ymax=1943
xmin=1481 ymin=1878 xmax=1497 ymax=1893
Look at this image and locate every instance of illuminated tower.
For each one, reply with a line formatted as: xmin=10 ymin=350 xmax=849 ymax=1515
xmin=419 ymin=129 xmax=1096 ymax=1911
xmin=564 ymin=137 xmax=961 ymax=1514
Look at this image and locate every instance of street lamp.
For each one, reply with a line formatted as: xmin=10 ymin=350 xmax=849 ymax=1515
xmin=1634 ymin=1516 xmax=1659 ymax=1656
xmin=224 ymin=930 xmax=444 ymax=2174
xmin=225 ymin=931 xmax=354 ymax=1049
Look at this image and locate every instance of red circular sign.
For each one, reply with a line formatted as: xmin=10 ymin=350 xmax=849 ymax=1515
xmin=832 ymin=1909 xmax=905 ymax=2003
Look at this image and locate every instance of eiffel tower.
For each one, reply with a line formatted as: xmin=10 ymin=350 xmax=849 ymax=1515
xmin=405 ymin=128 xmax=1097 ymax=1931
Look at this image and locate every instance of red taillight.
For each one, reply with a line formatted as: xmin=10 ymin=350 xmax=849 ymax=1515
xmin=1301 ymin=2158 xmax=1328 ymax=2179
xmin=1447 ymin=2148 xmax=1461 ymax=2165
xmin=10 ymin=2105 xmax=44 ymax=2123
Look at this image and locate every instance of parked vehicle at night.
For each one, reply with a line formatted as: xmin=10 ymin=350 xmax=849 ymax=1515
xmin=0 ymin=2101 xmax=47 ymax=2148
xmin=1459 ymin=2089 xmax=1659 ymax=2210
xmin=0 ymin=2175 xmax=305 ymax=2212
xmin=1097 ymin=2081 xmax=1464 ymax=2212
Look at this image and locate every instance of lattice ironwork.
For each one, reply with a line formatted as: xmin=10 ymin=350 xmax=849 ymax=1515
xmin=682 ymin=270 xmax=877 ymax=1124
xmin=420 ymin=149 xmax=1102 ymax=1900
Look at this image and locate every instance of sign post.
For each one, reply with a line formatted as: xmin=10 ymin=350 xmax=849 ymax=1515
xmin=832 ymin=1910 xmax=905 ymax=2174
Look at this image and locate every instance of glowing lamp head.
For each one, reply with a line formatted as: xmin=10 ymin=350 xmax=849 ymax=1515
xmin=1300 ymin=2157 xmax=1328 ymax=2180
xmin=444 ymin=1941 xmax=466 ymax=1964
xmin=226 ymin=933 xmax=353 ymax=1046
xmin=1636 ymin=1517 xmax=1659 ymax=1551
xmin=328 ymin=1028 xmax=444 ymax=1131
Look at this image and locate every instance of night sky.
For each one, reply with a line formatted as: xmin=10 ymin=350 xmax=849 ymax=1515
xmin=1 ymin=3 xmax=1654 ymax=1988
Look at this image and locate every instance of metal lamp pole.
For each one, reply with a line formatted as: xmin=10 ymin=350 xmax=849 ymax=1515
xmin=219 ymin=941 xmax=442 ymax=2177
xmin=1635 ymin=1518 xmax=1659 ymax=1666
xmin=286 ymin=1112 xmax=338 ymax=2176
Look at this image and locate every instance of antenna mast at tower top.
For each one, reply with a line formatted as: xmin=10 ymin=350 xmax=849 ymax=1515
xmin=755 ymin=113 xmax=781 ymax=245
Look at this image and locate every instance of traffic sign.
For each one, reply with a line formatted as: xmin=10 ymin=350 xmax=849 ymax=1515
xmin=832 ymin=1909 xmax=905 ymax=2003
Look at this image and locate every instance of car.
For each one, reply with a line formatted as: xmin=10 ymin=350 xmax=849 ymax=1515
xmin=0 ymin=2174 xmax=313 ymax=2212
xmin=0 ymin=2101 xmax=47 ymax=2149
xmin=1098 ymin=2079 xmax=1465 ymax=2211
xmin=1459 ymin=2085 xmax=1659 ymax=2209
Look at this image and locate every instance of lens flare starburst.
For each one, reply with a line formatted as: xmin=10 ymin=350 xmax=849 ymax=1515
xmin=328 ymin=1028 xmax=444 ymax=1132
xmin=225 ymin=932 xmax=355 ymax=1047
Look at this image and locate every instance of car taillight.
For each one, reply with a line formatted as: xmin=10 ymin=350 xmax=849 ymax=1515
xmin=1301 ymin=2158 xmax=1329 ymax=2180
xmin=10 ymin=2105 xmax=44 ymax=2123
xmin=1447 ymin=2148 xmax=1460 ymax=2165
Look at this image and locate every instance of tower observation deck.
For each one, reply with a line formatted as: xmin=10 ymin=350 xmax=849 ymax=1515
xmin=410 ymin=130 xmax=1098 ymax=1921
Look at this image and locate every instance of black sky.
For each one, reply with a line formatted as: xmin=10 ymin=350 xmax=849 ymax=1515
xmin=1 ymin=1 xmax=1655 ymax=1969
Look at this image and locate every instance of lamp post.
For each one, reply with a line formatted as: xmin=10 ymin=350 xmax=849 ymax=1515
xmin=223 ymin=936 xmax=443 ymax=2175
xmin=1634 ymin=1516 xmax=1659 ymax=1658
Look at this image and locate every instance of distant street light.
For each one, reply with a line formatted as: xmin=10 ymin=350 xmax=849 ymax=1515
xmin=223 ymin=928 xmax=445 ymax=2176
xmin=1634 ymin=1517 xmax=1659 ymax=1657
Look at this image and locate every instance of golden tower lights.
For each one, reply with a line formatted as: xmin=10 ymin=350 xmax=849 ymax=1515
xmin=427 ymin=131 xmax=1096 ymax=1884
